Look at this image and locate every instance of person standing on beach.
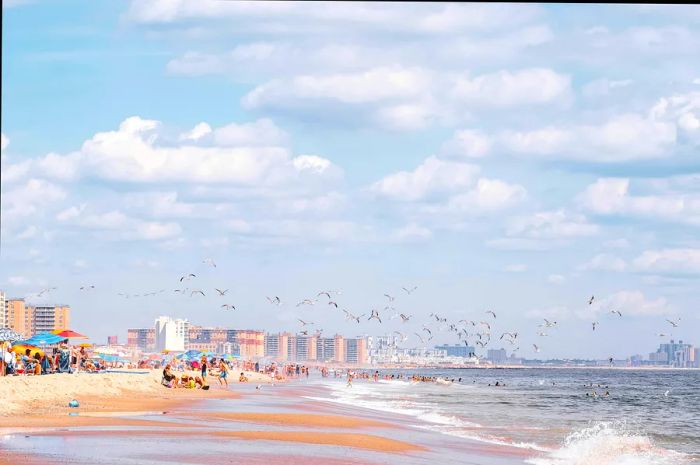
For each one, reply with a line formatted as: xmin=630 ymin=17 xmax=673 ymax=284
xmin=347 ymin=371 xmax=354 ymax=388
xmin=201 ymin=356 xmax=208 ymax=383
xmin=218 ymin=358 xmax=229 ymax=387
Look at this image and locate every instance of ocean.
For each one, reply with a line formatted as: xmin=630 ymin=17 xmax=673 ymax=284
xmin=308 ymin=368 xmax=700 ymax=465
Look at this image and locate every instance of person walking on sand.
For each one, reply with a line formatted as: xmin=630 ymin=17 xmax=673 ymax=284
xmin=218 ymin=358 xmax=229 ymax=387
xmin=201 ymin=355 xmax=208 ymax=383
xmin=347 ymin=371 xmax=354 ymax=388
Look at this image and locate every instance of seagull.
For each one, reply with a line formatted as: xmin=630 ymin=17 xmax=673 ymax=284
xmin=266 ymin=296 xmax=281 ymax=306
xmin=541 ymin=319 xmax=557 ymax=328
xmin=611 ymin=310 xmax=622 ymax=317
xmin=191 ymin=290 xmax=205 ymax=297
xmin=180 ymin=273 xmax=196 ymax=282
xmin=214 ymin=288 xmax=229 ymax=296
xmin=479 ymin=321 xmax=491 ymax=331
xmin=533 ymin=344 xmax=540 ymax=353
xmin=80 ymin=285 xmax=95 ymax=290
xmin=393 ymin=331 xmax=408 ymax=342
xmin=401 ymin=286 xmax=417 ymax=295
xmin=342 ymin=310 xmax=364 ymax=324
xmin=592 ymin=321 xmax=599 ymax=331
xmin=415 ymin=333 xmax=426 ymax=344
xmin=368 ymin=310 xmax=382 ymax=323
xmin=297 ymin=319 xmax=314 ymax=327
xmin=588 ymin=295 xmax=595 ymax=305
xmin=665 ymin=318 xmax=680 ymax=328
xmin=174 ymin=288 xmax=188 ymax=294
xmin=658 ymin=333 xmax=669 ymax=337
xmin=202 ymin=258 xmax=216 ymax=268
xmin=384 ymin=293 xmax=395 ymax=302
xmin=328 ymin=301 xmax=339 ymax=308
xmin=221 ymin=304 xmax=236 ymax=310
xmin=486 ymin=310 xmax=497 ymax=319
xmin=664 ymin=390 xmax=670 ymax=397
xmin=500 ymin=332 xmax=516 ymax=340
xmin=299 ymin=330 xmax=309 ymax=336
xmin=296 ymin=299 xmax=316 ymax=307
xmin=537 ymin=332 xmax=548 ymax=337
xmin=317 ymin=291 xmax=332 ymax=299
xmin=476 ymin=341 xmax=487 ymax=348
xmin=422 ymin=326 xmax=432 ymax=336
xmin=399 ymin=313 xmax=412 ymax=323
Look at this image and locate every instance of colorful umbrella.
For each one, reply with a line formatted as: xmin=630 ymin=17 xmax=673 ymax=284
xmin=11 ymin=344 xmax=44 ymax=356
xmin=23 ymin=333 xmax=65 ymax=345
xmin=53 ymin=329 xmax=88 ymax=339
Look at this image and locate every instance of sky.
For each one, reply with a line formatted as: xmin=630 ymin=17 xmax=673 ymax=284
xmin=1 ymin=1 xmax=699 ymax=359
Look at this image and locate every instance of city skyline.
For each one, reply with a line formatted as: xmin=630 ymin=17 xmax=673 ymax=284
xmin=2 ymin=3 xmax=700 ymax=360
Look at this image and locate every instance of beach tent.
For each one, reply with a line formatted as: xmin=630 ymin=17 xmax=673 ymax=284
xmin=1 ymin=329 xmax=26 ymax=377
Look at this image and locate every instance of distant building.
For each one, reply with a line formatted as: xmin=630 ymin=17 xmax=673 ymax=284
xmin=345 ymin=337 xmax=368 ymax=364
xmin=487 ymin=348 xmax=508 ymax=364
xmin=0 ymin=291 xmax=5 ymax=329
xmin=127 ymin=328 xmax=155 ymax=351
xmin=651 ymin=340 xmax=695 ymax=368
xmin=264 ymin=332 xmax=291 ymax=361
xmin=107 ymin=335 xmax=118 ymax=345
xmin=435 ymin=344 xmax=476 ymax=358
xmin=3 ymin=299 xmax=70 ymax=338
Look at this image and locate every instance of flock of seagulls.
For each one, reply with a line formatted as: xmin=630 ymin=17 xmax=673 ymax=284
xmin=24 ymin=268 xmax=687 ymax=358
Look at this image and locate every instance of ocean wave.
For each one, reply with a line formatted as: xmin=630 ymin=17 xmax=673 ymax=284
xmin=526 ymin=421 xmax=693 ymax=465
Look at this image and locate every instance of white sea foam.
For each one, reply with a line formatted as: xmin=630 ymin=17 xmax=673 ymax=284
xmin=526 ymin=421 xmax=692 ymax=465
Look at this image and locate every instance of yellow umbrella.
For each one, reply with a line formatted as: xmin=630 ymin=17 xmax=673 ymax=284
xmin=11 ymin=344 xmax=45 ymax=356
xmin=78 ymin=343 xmax=93 ymax=348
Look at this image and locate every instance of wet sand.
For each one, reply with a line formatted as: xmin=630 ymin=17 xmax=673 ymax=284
xmin=190 ymin=412 xmax=393 ymax=428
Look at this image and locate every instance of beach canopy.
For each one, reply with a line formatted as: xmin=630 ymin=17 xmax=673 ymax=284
xmin=53 ymin=329 xmax=88 ymax=339
xmin=22 ymin=332 xmax=65 ymax=345
xmin=11 ymin=344 xmax=44 ymax=356
xmin=0 ymin=328 xmax=24 ymax=342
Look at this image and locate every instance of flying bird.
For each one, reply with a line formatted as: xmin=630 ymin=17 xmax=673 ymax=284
xmin=221 ymin=304 xmax=236 ymax=310
xmin=214 ymin=288 xmax=229 ymax=296
xmin=296 ymin=299 xmax=316 ymax=307
xmin=266 ymin=296 xmax=281 ymax=306
xmin=368 ymin=310 xmax=382 ymax=323
xmin=297 ymin=319 xmax=314 ymax=327
xmin=343 ymin=310 xmax=364 ymax=324
xmin=666 ymin=318 xmax=680 ymax=328
xmin=317 ymin=291 xmax=332 ymax=299
xmin=328 ymin=301 xmax=339 ymax=308
xmin=80 ymin=285 xmax=95 ymax=290
xmin=202 ymin=258 xmax=216 ymax=268
xmin=180 ymin=274 xmax=196 ymax=282
xmin=611 ymin=310 xmax=622 ymax=317
xmin=400 ymin=313 xmax=412 ymax=323
xmin=401 ymin=286 xmax=417 ymax=294
xmin=592 ymin=321 xmax=599 ymax=331
xmin=533 ymin=344 xmax=540 ymax=353
xmin=588 ymin=295 xmax=595 ymax=305
xmin=384 ymin=294 xmax=395 ymax=302
xmin=486 ymin=310 xmax=497 ymax=319
xmin=191 ymin=290 xmax=205 ymax=297
xmin=415 ymin=333 xmax=426 ymax=344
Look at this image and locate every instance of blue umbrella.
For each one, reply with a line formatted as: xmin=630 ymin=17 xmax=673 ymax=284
xmin=20 ymin=333 xmax=64 ymax=345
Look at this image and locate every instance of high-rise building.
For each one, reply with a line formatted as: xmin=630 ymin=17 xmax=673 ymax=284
xmin=127 ymin=328 xmax=156 ymax=351
xmin=107 ymin=335 xmax=118 ymax=345
xmin=235 ymin=330 xmax=265 ymax=359
xmin=0 ymin=291 xmax=6 ymax=329
xmin=154 ymin=316 xmax=189 ymax=352
xmin=5 ymin=299 xmax=29 ymax=336
xmin=264 ymin=332 xmax=290 ymax=361
xmin=31 ymin=305 xmax=70 ymax=335
xmin=334 ymin=334 xmax=345 ymax=363
xmin=652 ymin=340 xmax=695 ymax=368
xmin=316 ymin=336 xmax=337 ymax=362
xmin=345 ymin=337 xmax=368 ymax=364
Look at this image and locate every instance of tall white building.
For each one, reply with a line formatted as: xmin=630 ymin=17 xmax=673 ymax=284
xmin=154 ymin=316 xmax=189 ymax=352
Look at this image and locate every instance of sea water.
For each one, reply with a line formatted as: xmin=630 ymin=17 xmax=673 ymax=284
xmin=308 ymin=368 xmax=700 ymax=465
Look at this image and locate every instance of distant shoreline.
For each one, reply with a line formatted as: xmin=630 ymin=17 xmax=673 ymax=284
xmin=324 ymin=364 xmax=698 ymax=371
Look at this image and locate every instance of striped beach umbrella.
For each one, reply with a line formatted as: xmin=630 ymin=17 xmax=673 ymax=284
xmin=0 ymin=328 xmax=24 ymax=342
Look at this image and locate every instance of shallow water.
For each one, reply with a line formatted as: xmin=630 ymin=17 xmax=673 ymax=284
xmin=308 ymin=368 xmax=700 ymax=465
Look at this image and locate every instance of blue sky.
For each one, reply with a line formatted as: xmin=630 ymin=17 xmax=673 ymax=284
xmin=2 ymin=2 xmax=699 ymax=359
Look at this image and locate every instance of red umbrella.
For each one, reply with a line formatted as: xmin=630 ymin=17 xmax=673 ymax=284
xmin=53 ymin=329 xmax=88 ymax=339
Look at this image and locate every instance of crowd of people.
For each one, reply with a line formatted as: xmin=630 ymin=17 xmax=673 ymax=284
xmin=1 ymin=340 xmax=120 ymax=376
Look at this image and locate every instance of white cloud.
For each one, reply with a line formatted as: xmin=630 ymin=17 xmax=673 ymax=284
xmin=2 ymin=178 xmax=67 ymax=223
xmin=588 ymin=290 xmax=671 ymax=317
xmin=506 ymin=210 xmax=599 ymax=239
xmin=393 ymin=223 xmax=433 ymax=242
xmin=435 ymin=178 xmax=527 ymax=213
xmin=632 ymin=248 xmax=700 ymax=274
xmin=505 ymin=264 xmax=527 ymax=273
xmin=577 ymin=178 xmax=700 ymax=226
xmin=179 ymin=122 xmax=212 ymax=141
xmin=440 ymin=129 xmax=492 ymax=159
xmin=450 ymin=68 xmax=571 ymax=107
xmin=17 ymin=117 xmax=339 ymax=188
xmin=1 ymin=133 xmax=8 ymax=151
xmin=16 ymin=226 xmax=38 ymax=240
xmin=579 ymin=253 xmax=628 ymax=272
xmin=73 ymin=259 xmax=89 ymax=269
xmin=582 ymin=78 xmax=633 ymax=98
xmin=502 ymin=114 xmax=677 ymax=162
xmin=604 ymin=238 xmax=630 ymax=249
xmin=372 ymin=156 xmax=479 ymax=201
xmin=8 ymin=276 xmax=30 ymax=286
xmin=547 ymin=274 xmax=566 ymax=284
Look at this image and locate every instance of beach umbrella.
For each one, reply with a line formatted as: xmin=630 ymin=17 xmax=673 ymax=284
xmin=23 ymin=333 xmax=65 ymax=345
xmin=11 ymin=344 xmax=45 ymax=356
xmin=53 ymin=329 xmax=88 ymax=339
xmin=78 ymin=343 xmax=93 ymax=348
